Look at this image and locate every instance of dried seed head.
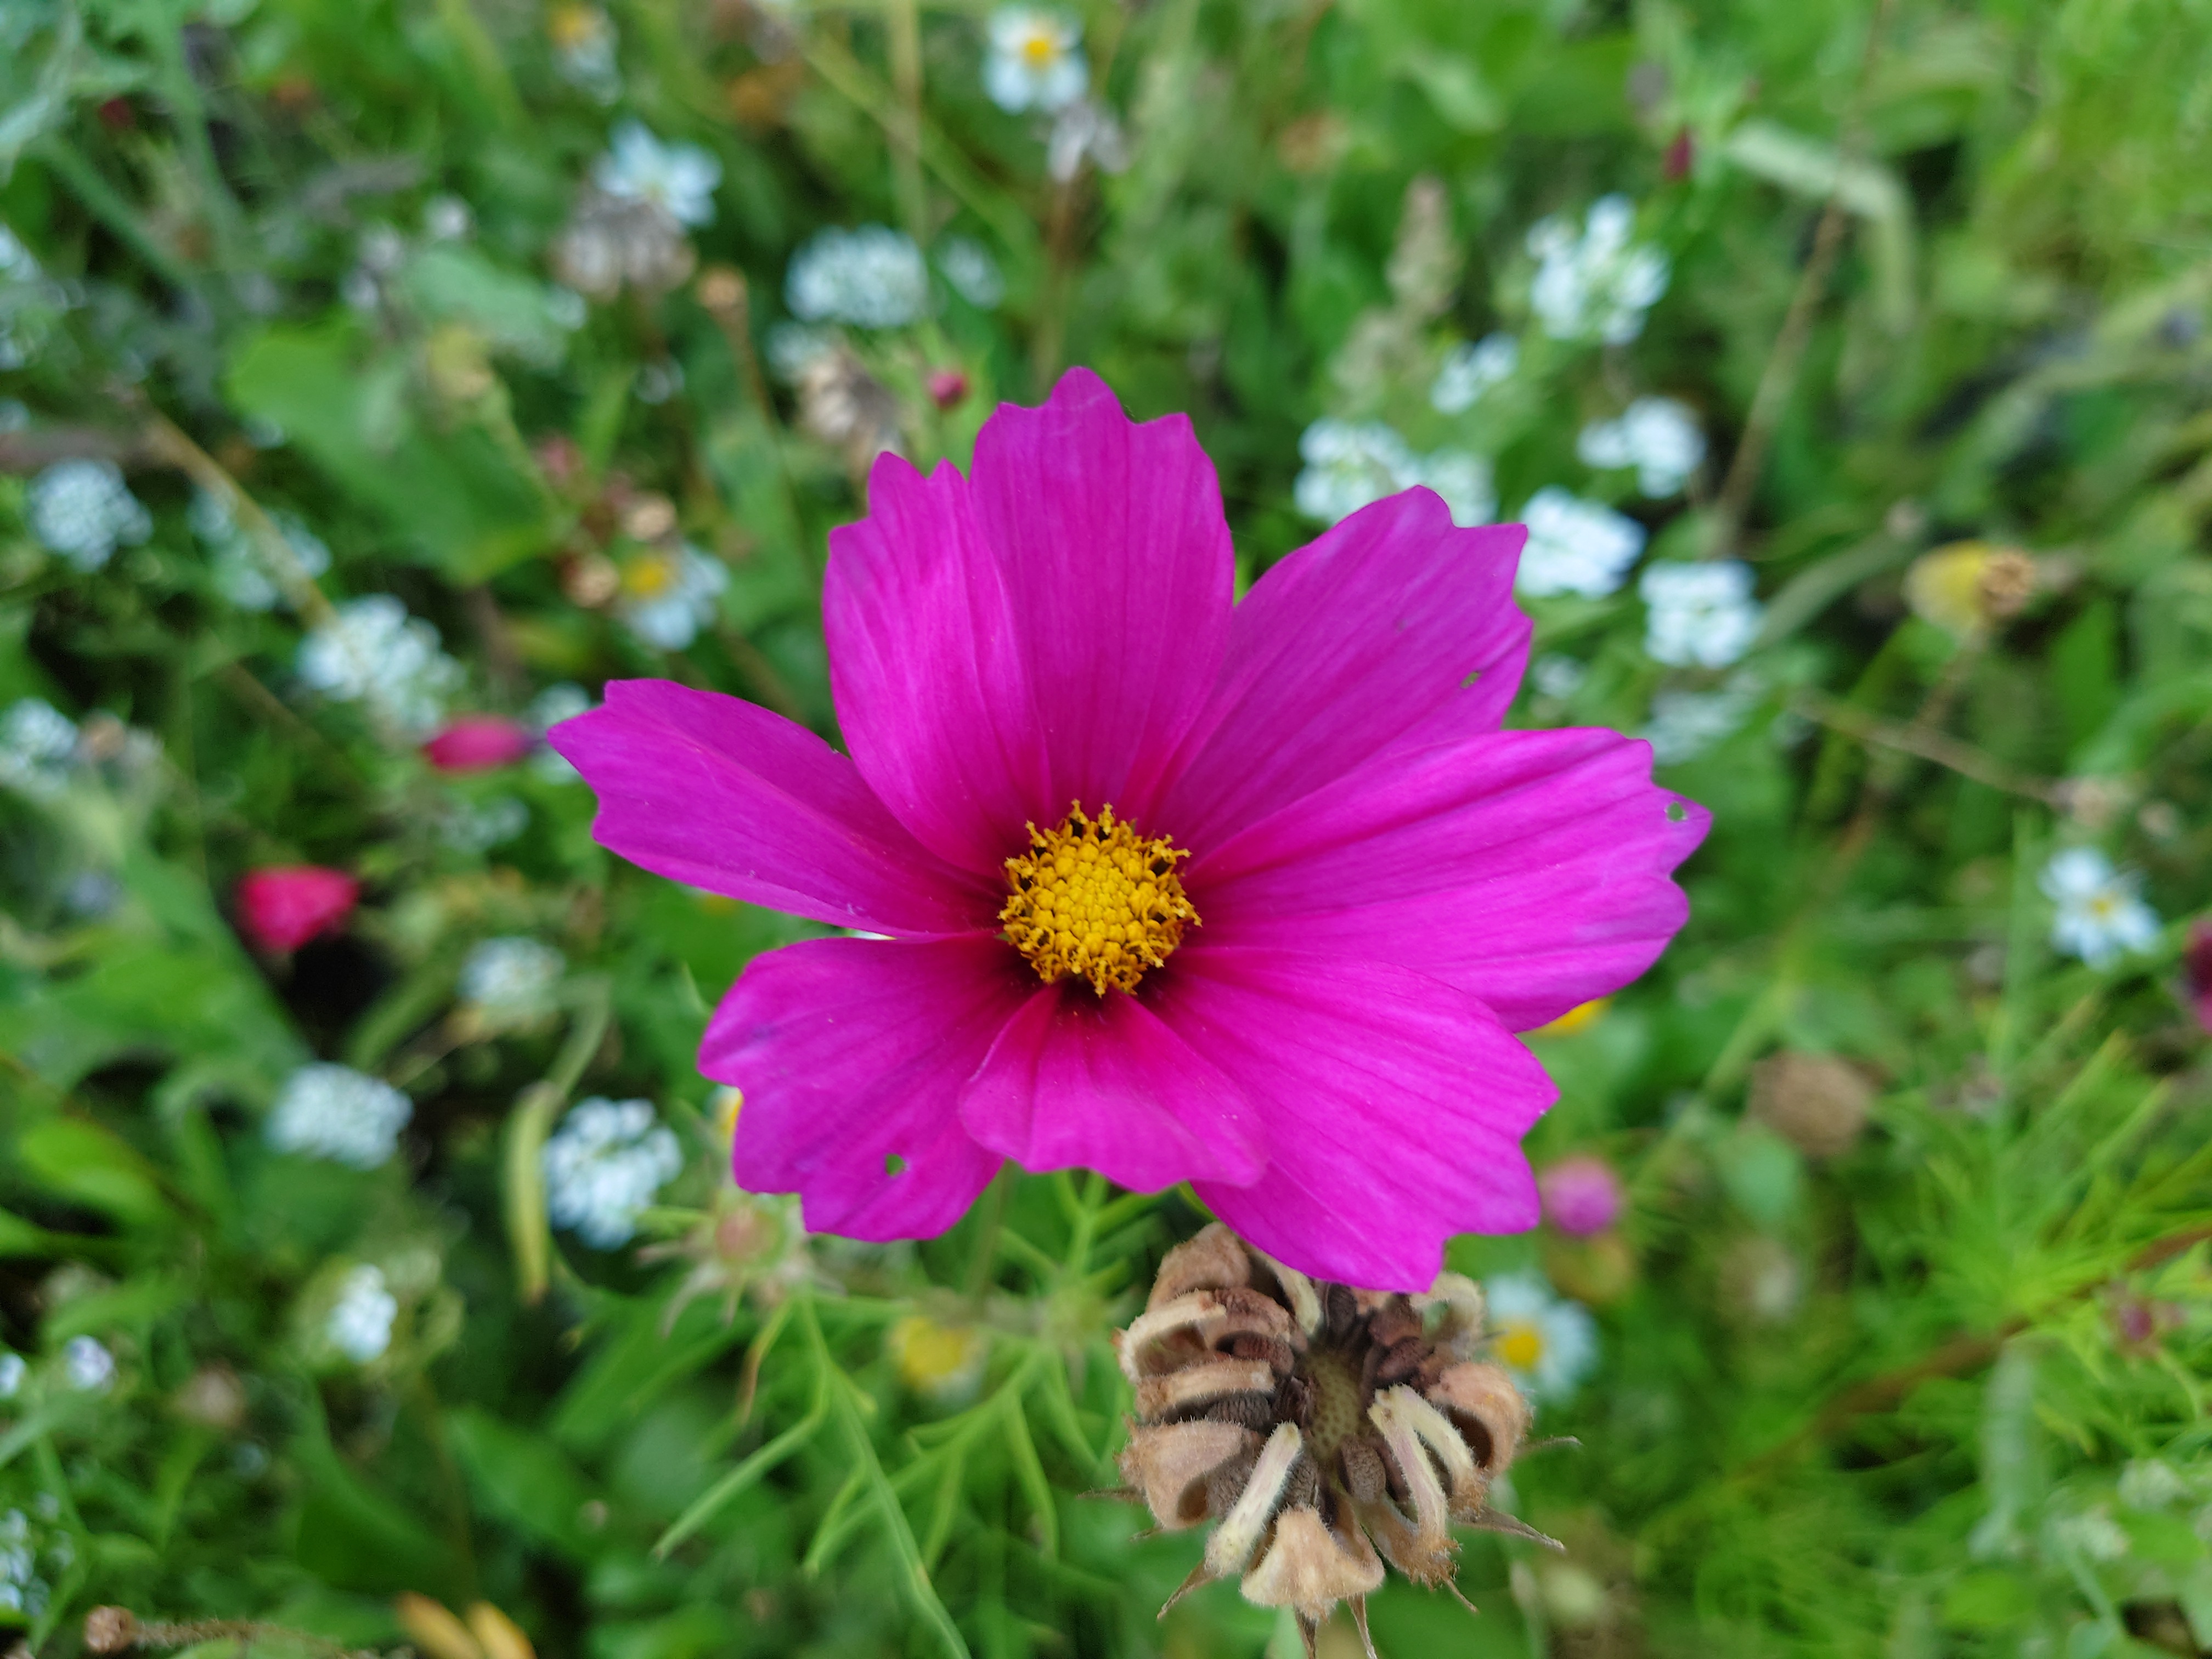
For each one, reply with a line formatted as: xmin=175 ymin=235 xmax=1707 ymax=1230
xmin=551 ymin=189 xmax=697 ymax=299
xmin=795 ymin=346 xmax=902 ymax=473
xmin=1748 ymin=1051 xmax=1872 ymax=1159
xmin=82 ymin=1609 xmax=138 ymax=1654
xmin=1117 ymin=1224 xmax=1551 ymax=1655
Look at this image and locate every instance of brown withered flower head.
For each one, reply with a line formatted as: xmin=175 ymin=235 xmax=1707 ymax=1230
xmin=1115 ymin=1225 xmax=1544 ymax=1657
xmin=550 ymin=188 xmax=697 ymax=300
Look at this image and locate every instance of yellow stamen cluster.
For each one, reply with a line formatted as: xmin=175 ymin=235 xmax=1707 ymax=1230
xmin=1001 ymin=803 xmax=1197 ymax=995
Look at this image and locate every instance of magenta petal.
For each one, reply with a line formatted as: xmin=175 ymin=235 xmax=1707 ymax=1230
xmin=968 ymin=369 xmax=1233 ymax=820
xmin=825 ymin=455 xmax=1052 ymax=874
xmin=1152 ymin=946 xmax=1554 ymax=1292
xmin=960 ymin=983 xmax=1265 ymax=1193
xmin=551 ymin=680 xmax=995 ymax=935
xmin=704 ymin=936 xmax=1029 ymax=1238
xmin=1156 ymin=491 xmax=1530 ymax=849
xmin=1194 ymin=726 xmax=1708 ymax=1031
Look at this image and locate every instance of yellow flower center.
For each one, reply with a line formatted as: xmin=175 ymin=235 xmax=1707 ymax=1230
xmin=1497 ymin=1321 xmax=1546 ymax=1372
xmin=1020 ymin=31 xmax=1060 ymax=66
xmin=1000 ymin=803 xmax=1197 ymax=995
xmin=622 ymin=552 xmax=678 ymax=599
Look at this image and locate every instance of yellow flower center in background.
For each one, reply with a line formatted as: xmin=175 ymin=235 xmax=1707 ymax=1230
xmin=1020 ymin=30 xmax=1060 ymax=66
xmin=1497 ymin=1320 xmax=1546 ymax=1372
xmin=1001 ymin=803 xmax=1197 ymax=995
xmin=622 ymin=552 xmax=678 ymax=599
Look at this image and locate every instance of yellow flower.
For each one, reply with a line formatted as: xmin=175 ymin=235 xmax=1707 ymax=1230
xmin=1535 ymin=997 xmax=1608 ymax=1037
xmin=1904 ymin=540 xmax=2036 ymax=638
xmin=887 ymin=1314 xmax=988 ymax=1403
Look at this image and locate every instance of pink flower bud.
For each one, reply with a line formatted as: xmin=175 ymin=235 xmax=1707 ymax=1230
xmin=422 ymin=716 xmax=532 ymax=773
xmin=1537 ymin=1154 xmax=1625 ymax=1236
xmin=235 ymin=866 xmax=358 ymax=954
xmin=2187 ymin=920 xmax=2212 ymax=1035
xmin=927 ymin=370 xmax=970 ymax=411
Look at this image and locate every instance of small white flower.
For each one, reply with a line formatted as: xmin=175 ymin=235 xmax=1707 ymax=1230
xmin=0 ymin=1353 xmax=24 ymax=1398
xmin=27 ymin=459 xmax=152 ymax=572
xmin=0 ymin=698 xmax=80 ymax=799
xmin=1531 ymin=653 xmax=1587 ymax=700
xmin=1643 ymin=672 xmax=1764 ymax=764
xmin=459 ymin=936 xmax=565 ymax=1018
xmin=1484 ymin=1272 xmax=1596 ymax=1402
xmin=1293 ymin=419 xmax=1419 ymax=524
xmin=593 ymin=120 xmax=720 ymax=228
xmin=528 ymin=683 xmax=591 ymax=782
xmin=1640 ymin=560 xmax=1763 ymax=669
xmin=1430 ymin=334 xmax=1519 ymax=414
xmin=618 ymin=544 xmax=727 ymax=651
xmin=2040 ymin=847 xmax=2159 ymax=969
xmin=1046 ymin=97 xmax=1129 ymax=183
xmin=543 ymin=1097 xmax=685 ymax=1249
xmin=984 ymin=8 xmax=1087 ymax=114
xmin=1416 ymin=449 xmax=1496 ymax=529
xmin=439 ymin=794 xmax=530 ymax=853
xmin=1516 ymin=487 xmax=1645 ymax=598
xmin=298 ymin=595 xmax=464 ymax=736
xmin=61 ymin=1336 xmax=114 ymax=1393
xmin=936 ymin=236 xmax=1005 ymax=309
xmin=786 ymin=225 xmax=930 ymax=329
xmin=267 ymin=1063 xmax=413 ymax=1170
xmin=550 ymin=4 xmax=621 ymax=103
xmin=191 ymin=490 xmax=331 ymax=611
xmin=424 ymin=195 xmax=475 ymax=241
xmin=1527 ymin=195 xmax=1670 ymax=346
xmin=325 ymin=1265 xmax=398 ymax=1364
xmin=1578 ymin=397 xmax=1705 ymax=496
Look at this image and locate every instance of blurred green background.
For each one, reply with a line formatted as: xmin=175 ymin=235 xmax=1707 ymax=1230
xmin=2 ymin=0 xmax=2211 ymax=1655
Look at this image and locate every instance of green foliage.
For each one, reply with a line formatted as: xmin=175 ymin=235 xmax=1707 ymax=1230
xmin=1 ymin=0 xmax=2210 ymax=1655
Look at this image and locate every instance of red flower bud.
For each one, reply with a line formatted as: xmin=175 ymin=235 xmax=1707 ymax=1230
xmin=422 ymin=716 xmax=533 ymax=773
xmin=236 ymin=866 xmax=359 ymax=954
xmin=2186 ymin=919 xmax=2212 ymax=1034
xmin=1664 ymin=127 xmax=1695 ymax=182
xmin=927 ymin=370 xmax=970 ymax=411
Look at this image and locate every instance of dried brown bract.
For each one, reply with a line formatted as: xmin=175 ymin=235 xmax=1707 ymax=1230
xmin=1748 ymin=1051 xmax=1872 ymax=1159
xmin=1114 ymin=1225 xmax=1545 ymax=1657
xmin=550 ymin=189 xmax=696 ymax=300
xmin=797 ymin=346 xmax=902 ymax=475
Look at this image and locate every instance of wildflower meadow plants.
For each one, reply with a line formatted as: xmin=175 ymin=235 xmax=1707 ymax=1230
xmin=1 ymin=0 xmax=2210 ymax=1656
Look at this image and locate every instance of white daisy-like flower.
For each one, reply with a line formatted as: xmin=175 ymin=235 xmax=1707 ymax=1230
xmin=1527 ymin=195 xmax=1670 ymax=346
xmin=297 ymin=595 xmax=464 ymax=736
xmin=1516 ymin=487 xmax=1646 ymax=598
xmin=325 ymin=1265 xmax=398 ymax=1364
xmin=1430 ymin=333 xmax=1519 ymax=414
xmin=1640 ymin=560 xmax=1763 ymax=669
xmin=1293 ymin=419 xmax=1420 ymax=524
xmin=459 ymin=936 xmax=566 ymax=1019
xmin=61 ymin=1336 xmax=114 ymax=1393
xmin=1484 ymin=1272 xmax=1597 ymax=1402
xmin=936 ymin=236 xmax=1006 ymax=309
xmin=1643 ymin=672 xmax=1765 ymax=765
xmin=1578 ymin=397 xmax=1706 ymax=496
xmin=592 ymin=120 xmax=720 ymax=228
xmin=1417 ymin=448 xmax=1496 ymax=529
xmin=984 ymin=8 xmax=1087 ymax=114
xmin=0 ymin=1353 xmax=24 ymax=1399
xmin=0 ymin=698 xmax=80 ymax=799
xmin=266 ymin=1063 xmax=414 ymax=1170
xmin=785 ymin=225 xmax=930 ymax=330
xmin=2040 ymin=847 xmax=2160 ymax=969
xmin=27 ymin=459 xmax=152 ymax=572
xmin=543 ymin=1097 xmax=685 ymax=1249
xmin=617 ymin=543 xmax=727 ymax=651
xmin=549 ymin=2 xmax=620 ymax=102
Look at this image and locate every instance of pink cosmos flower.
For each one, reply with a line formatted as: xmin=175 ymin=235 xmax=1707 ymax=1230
xmin=551 ymin=370 xmax=1707 ymax=1290
xmin=236 ymin=865 xmax=359 ymax=953
xmin=1537 ymin=1154 xmax=1626 ymax=1236
xmin=424 ymin=715 xmax=533 ymax=772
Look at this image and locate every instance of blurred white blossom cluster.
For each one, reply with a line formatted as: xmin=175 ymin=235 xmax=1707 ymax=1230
xmin=1528 ymin=195 xmax=1670 ymax=345
xmin=1641 ymin=561 xmax=1764 ymax=669
xmin=297 ymin=596 xmax=464 ymax=736
xmin=544 ymin=1097 xmax=685 ymax=1248
xmin=27 ymin=459 xmax=151 ymax=572
xmin=1579 ymin=397 xmax=1705 ymax=496
xmin=0 ymin=697 xmax=81 ymax=799
xmin=190 ymin=489 xmax=332 ymax=611
xmin=787 ymin=226 xmax=930 ymax=330
xmin=1293 ymin=419 xmax=1493 ymax=528
xmin=1516 ymin=487 xmax=1646 ymax=598
xmin=266 ymin=1064 xmax=413 ymax=1169
xmin=325 ymin=1265 xmax=398 ymax=1364
xmin=459 ymin=936 xmax=566 ymax=1022
xmin=1430 ymin=333 xmax=1519 ymax=414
